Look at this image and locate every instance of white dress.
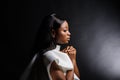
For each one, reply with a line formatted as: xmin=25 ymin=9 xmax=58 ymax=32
xmin=43 ymin=45 xmax=80 ymax=80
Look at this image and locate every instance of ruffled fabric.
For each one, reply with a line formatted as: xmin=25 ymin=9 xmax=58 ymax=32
xmin=43 ymin=45 xmax=80 ymax=80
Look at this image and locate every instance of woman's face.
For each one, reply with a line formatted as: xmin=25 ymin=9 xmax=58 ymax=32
xmin=55 ymin=21 xmax=71 ymax=44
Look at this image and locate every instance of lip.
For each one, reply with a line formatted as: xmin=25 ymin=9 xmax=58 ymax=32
xmin=67 ymin=38 xmax=70 ymax=40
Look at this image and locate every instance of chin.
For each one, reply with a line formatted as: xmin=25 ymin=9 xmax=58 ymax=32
xmin=58 ymin=40 xmax=69 ymax=44
xmin=64 ymin=41 xmax=69 ymax=44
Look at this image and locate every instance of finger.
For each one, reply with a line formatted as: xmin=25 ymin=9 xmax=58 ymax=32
xmin=65 ymin=49 xmax=68 ymax=53
xmin=69 ymin=46 xmax=74 ymax=50
xmin=68 ymin=45 xmax=73 ymax=49
xmin=71 ymin=47 xmax=76 ymax=51
xmin=66 ymin=46 xmax=70 ymax=50
xmin=68 ymin=47 xmax=74 ymax=51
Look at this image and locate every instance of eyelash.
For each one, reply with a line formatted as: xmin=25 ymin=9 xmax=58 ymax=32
xmin=63 ymin=30 xmax=67 ymax=32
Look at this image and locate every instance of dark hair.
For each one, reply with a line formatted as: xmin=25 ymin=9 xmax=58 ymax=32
xmin=20 ymin=14 xmax=66 ymax=80
xmin=33 ymin=13 xmax=65 ymax=54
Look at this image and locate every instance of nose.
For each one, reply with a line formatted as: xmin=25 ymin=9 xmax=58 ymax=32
xmin=68 ymin=31 xmax=71 ymax=36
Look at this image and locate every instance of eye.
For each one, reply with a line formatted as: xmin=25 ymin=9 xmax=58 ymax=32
xmin=63 ymin=30 xmax=67 ymax=32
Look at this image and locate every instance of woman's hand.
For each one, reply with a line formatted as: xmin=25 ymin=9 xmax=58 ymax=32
xmin=61 ymin=46 xmax=77 ymax=63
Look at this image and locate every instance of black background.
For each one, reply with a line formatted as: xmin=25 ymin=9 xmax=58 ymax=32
xmin=6 ymin=0 xmax=120 ymax=80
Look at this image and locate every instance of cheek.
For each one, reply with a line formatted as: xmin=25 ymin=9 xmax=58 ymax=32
xmin=57 ymin=33 xmax=67 ymax=41
xmin=58 ymin=32 xmax=66 ymax=38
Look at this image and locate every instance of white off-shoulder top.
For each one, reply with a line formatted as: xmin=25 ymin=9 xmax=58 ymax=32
xmin=43 ymin=45 xmax=80 ymax=80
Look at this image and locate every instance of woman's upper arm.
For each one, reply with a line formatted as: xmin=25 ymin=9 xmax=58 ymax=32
xmin=50 ymin=61 xmax=66 ymax=80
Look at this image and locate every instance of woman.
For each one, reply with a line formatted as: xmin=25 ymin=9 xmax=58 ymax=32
xmin=21 ymin=13 xmax=80 ymax=80
xmin=40 ymin=13 xmax=80 ymax=80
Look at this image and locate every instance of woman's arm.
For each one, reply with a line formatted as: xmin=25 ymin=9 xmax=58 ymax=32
xmin=66 ymin=70 xmax=74 ymax=80
xmin=50 ymin=61 xmax=74 ymax=80
xmin=72 ymin=60 xmax=80 ymax=78
xmin=61 ymin=46 xmax=80 ymax=78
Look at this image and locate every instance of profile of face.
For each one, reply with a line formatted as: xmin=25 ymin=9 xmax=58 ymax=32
xmin=53 ymin=21 xmax=71 ymax=44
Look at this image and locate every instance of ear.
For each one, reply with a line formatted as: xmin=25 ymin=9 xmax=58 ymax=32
xmin=51 ymin=29 xmax=56 ymax=38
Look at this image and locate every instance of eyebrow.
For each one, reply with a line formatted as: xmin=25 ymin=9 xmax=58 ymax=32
xmin=65 ymin=25 xmax=69 ymax=28
xmin=63 ymin=27 xmax=68 ymax=30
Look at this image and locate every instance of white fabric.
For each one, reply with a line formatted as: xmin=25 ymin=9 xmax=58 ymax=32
xmin=43 ymin=45 xmax=80 ymax=80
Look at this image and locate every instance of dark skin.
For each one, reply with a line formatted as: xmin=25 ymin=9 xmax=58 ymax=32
xmin=62 ymin=46 xmax=80 ymax=78
xmin=50 ymin=21 xmax=80 ymax=80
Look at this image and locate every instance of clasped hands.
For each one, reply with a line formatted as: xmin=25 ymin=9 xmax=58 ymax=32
xmin=61 ymin=46 xmax=77 ymax=63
